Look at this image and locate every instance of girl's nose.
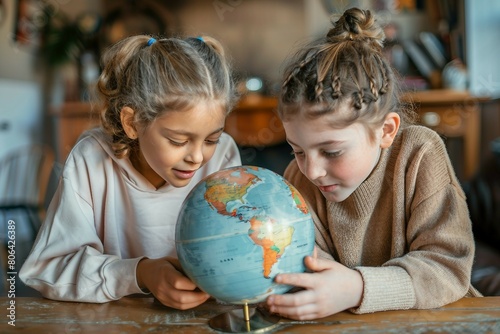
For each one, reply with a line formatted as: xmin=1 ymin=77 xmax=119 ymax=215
xmin=186 ymin=144 xmax=204 ymax=165
xmin=304 ymin=157 xmax=327 ymax=181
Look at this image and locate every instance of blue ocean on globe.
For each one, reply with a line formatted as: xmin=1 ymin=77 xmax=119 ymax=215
xmin=175 ymin=166 xmax=315 ymax=305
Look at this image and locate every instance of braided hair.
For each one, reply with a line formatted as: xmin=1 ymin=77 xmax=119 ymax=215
xmin=279 ymin=8 xmax=415 ymax=141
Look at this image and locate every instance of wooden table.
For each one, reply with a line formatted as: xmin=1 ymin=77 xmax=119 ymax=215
xmin=2 ymin=296 xmax=499 ymax=333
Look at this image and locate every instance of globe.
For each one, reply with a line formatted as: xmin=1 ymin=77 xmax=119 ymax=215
xmin=175 ymin=165 xmax=315 ymax=305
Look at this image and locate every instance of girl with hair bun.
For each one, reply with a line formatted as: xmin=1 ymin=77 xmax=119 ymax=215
xmin=266 ymin=8 xmax=480 ymax=320
xmin=20 ymin=35 xmax=241 ymax=310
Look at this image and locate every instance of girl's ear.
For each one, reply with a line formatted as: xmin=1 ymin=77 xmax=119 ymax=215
xmin=120 ymin=107 xmax=138 ymax=139
xmin=380 ymin=112 xmax=400 ymax=149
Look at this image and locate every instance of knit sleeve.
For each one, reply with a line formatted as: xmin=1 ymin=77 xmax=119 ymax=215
xmin=352 ymin=127 xmax=475 ymax=313
xmin=352 ymin=183 xmax=474 ymax=313
xmin=386 ymin=183 xmax=475 ymax=308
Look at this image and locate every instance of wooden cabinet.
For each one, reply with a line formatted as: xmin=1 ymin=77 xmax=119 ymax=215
xmin=224 ymin=95 xmax=285 ymax=147
xmin=50 ymin=102 xmax=100 ymax=163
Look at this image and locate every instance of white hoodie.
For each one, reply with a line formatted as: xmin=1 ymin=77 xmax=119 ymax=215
xmin=20 ymin=127 xmax=241 ymax=302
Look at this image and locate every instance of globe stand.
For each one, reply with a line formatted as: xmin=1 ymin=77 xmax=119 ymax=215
xmin=209 ymin=302 xmax=281 ymax=333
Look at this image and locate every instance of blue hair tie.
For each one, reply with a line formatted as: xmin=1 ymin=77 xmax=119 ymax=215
xmin=196 ymin=36 xmax=204 ymax=42
xmin=147 ymin=38 xmax=156 ymax=46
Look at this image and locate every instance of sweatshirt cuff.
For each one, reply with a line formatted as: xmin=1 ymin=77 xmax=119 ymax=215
xmin=351 ymin=266 xmax=416 ymax=314
xmin=102 ymin=257 xmax=149 ymax=299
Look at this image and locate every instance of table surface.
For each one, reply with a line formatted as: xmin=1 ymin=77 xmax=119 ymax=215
xmin=2 ymin=296 xmax=499 ymax=333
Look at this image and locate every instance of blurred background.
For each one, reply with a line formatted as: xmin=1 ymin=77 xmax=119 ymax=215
xmin=0 ymin=0 xmax=499 ymax=172
xmin=1 ymin=0 xmax=500 ymax=296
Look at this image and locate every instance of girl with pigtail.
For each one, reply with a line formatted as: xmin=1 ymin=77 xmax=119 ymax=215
xmin=266 ymin=8 xmax=480 ymax=320
xmin=20 ymin=35 xmax=241 ymax=309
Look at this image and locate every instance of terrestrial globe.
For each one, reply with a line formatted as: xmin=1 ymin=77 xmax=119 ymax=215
xmin=175 ymin=165 xmax=315 ymax=306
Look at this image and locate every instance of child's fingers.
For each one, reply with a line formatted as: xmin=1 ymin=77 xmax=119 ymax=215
xmin=274 ymin=271 xmax=313 ymax=289
xmin=165 ymin=257 xmax=184 ymax=272
xmin=273 ymin=256 xmax=335 ymax=289
xmin=164 ymin=262 xmax=198 ymax=291
xmin=268 ymin=289 xmax=314 ymax=307
xmin=267 ymin=290 xmax=319 ymax=320
xmin=269 ymin=304 xmax=320 ymax=321
xmin=303 ymin=255 xmax=335 ymax=272
xmin=157 ymin=289 xmax=210 ymax=310
xmin=168 ymin=273 xmax=198 ymax=291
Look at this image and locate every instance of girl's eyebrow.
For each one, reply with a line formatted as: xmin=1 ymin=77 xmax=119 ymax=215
xmin=163 ymin=127 xmax=225 ymax=136
xmin=208 ymin=127 xmax=225 ymax=136
xmin=287 ymin=138 xmax=345 ymax=147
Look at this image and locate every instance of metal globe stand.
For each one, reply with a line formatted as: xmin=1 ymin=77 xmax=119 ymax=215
xmin=209 ymin=302 xmax=281 ymax=333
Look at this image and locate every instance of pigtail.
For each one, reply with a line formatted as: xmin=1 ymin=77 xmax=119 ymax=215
xmin=282 ymin=48 xmax=322 ymax=103
xmin=197 ymin=35 xmax=226 ymax=58
xmin=97 ymin=35 xmax=153 ymax=158
xmin=186 ymin=35 xmax=237 ymax=113
xmin=361 ymin=54 xmax=378 ymax=99
xmin=376 ymin=55 xmax=391 ymax=95
xmin=282 ymin=49 xmax=321 ymax=89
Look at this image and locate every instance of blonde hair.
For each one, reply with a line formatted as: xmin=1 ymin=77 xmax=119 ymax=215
xmin=96 ymin=35 xmax=236 ymax=158
xmin=279 ymin=8 xmax=415 ymax=140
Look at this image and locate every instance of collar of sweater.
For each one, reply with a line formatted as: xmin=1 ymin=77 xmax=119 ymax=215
xmin=326 ymin=143 xmax=392 ymax=220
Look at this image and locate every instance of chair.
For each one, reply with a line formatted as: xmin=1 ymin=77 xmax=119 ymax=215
xmin=0 ymin=145 xmax=55 ymax=229
xmin=0 ymin=144 xmax=55 ymax=296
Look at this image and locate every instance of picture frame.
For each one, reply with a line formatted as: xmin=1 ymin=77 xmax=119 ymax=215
xmin=13 ymin=0 xmax=46 ymax=47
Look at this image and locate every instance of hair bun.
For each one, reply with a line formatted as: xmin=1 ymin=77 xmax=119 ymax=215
xmin=327 ymin=7 xmax=385 ymax=48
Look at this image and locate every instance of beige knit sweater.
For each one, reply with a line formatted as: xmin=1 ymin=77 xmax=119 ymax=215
xmin=284 ymin=125 xmax=481 ymax=314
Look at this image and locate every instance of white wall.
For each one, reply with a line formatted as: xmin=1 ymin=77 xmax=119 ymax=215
xmin=175 ymin=0 xmax=306 ymax=86
xmin=466 ymin=0 xmax=500 ymax=99
xmin=0 ymin=0 xmax=39 ymax=81
xmin=0 ymin=2 xmax=42 ymax=158
xmin=0 ymin=0 xmax=102 ymax=160
xmin=0 ymin=79 xmax=43 ymax=157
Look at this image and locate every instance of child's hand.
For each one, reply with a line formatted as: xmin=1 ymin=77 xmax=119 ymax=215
xmin=266 ymin=256 xmax=364 ymax=320
xmin=136 ymin=257 xmax=210 ymax=310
